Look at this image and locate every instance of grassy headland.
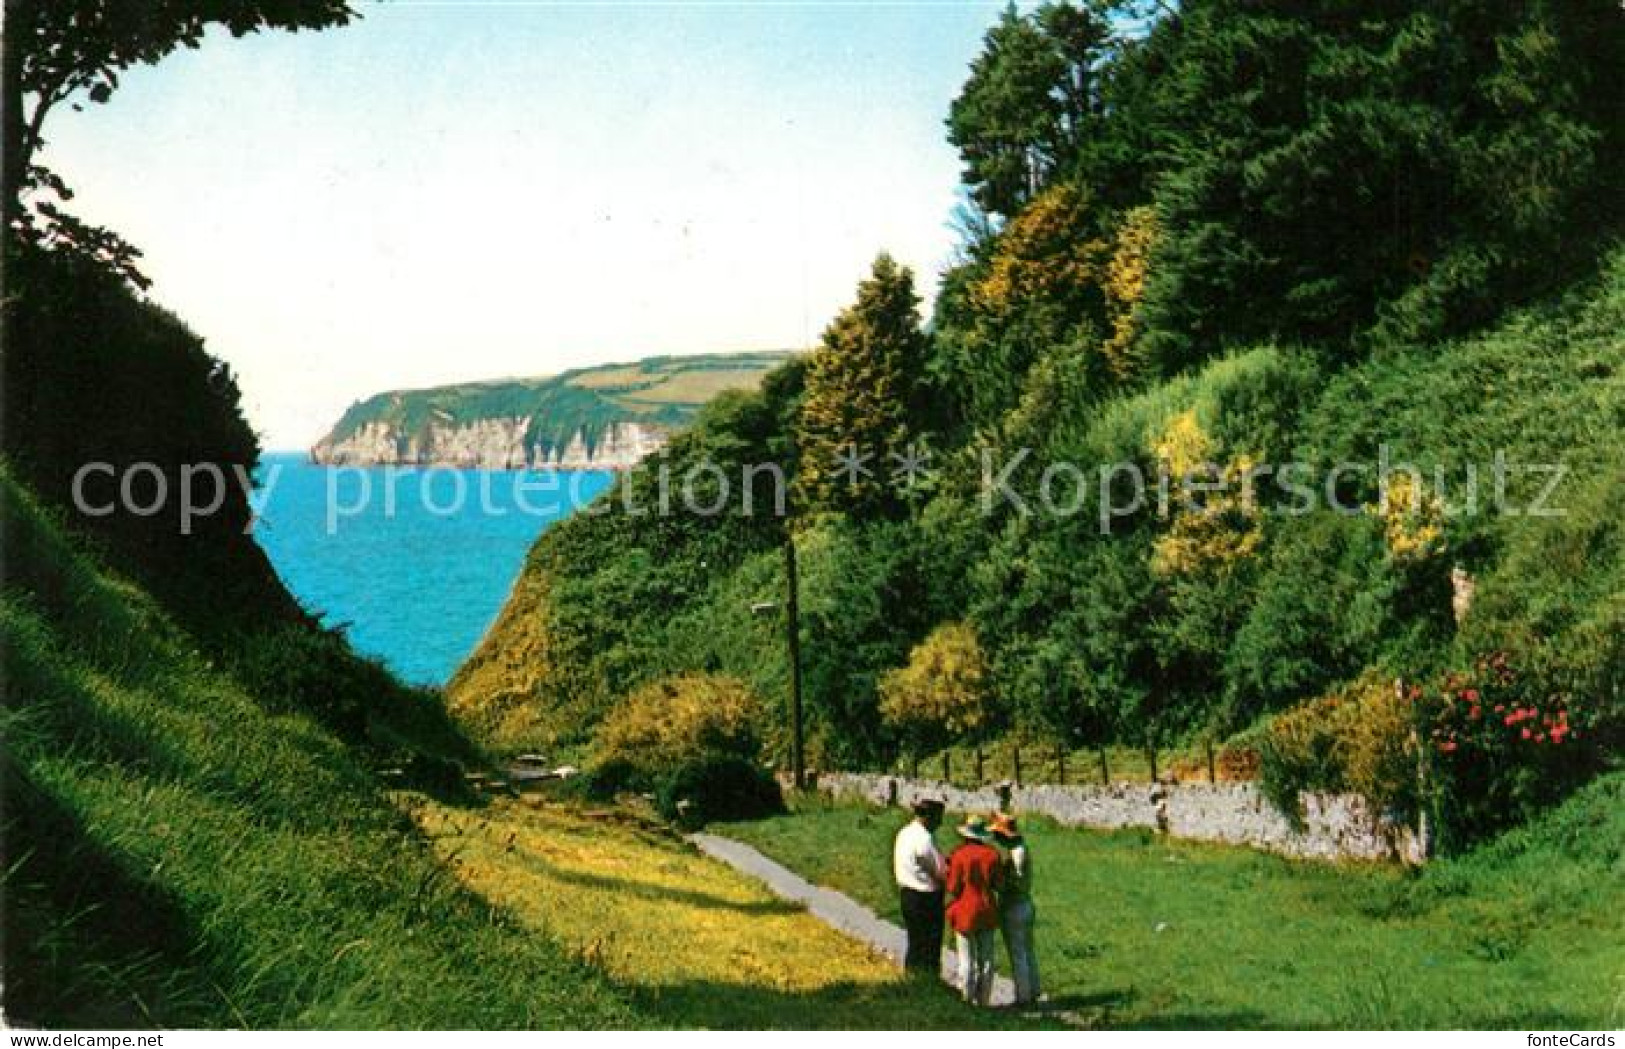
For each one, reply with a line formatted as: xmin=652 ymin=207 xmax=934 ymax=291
xmin=313 ymin=351 xmax=796 ymax=463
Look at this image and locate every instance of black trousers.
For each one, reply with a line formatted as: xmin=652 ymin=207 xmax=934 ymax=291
xmin=899 ymin=887 xmax=945 ymax=973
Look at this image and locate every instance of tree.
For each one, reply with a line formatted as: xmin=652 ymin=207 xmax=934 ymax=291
xmin=879 ymin=621 xmax=994 ymax=780
xmin=1136 ymin=0 xmax=1625 ymax=368
xmin=2 ymin=0 xmax=356 ymax=267
xmin=946 ymin=2 xmax=1117 ymax=219
xmin=793 ymin=253 xmax=929 ymax=517
xmin=0 ymin=1 xmax=357 ymax=644
xmin=930 ymin=182 xmax=1118 ymax=436
xmin=948 ymin=5 xmax=1064 ymax=219
xmin=789 ymin=516 xmax=937 ymax=771
xmin=996 ymin=631 xmax=1104 ymax=784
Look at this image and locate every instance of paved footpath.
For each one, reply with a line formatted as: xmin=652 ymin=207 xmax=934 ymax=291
xmin=689 ymin=831 xmax=1018 ymax=1008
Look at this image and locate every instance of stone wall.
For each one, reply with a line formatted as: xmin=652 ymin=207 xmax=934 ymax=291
xmin=805 ymin=771 xmax=1424 ymax=864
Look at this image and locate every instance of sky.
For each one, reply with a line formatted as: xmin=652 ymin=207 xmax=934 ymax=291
xmin=39 ymin=0 xmax=1013 ymax=450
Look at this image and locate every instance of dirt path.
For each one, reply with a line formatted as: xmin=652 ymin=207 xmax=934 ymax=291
xmin=689 ymin=831 xmax=1020 ymax=1008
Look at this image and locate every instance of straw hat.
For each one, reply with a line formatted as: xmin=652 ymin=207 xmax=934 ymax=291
xmin=991 ymin=813 xmax=1021 ymax=840
xmin=957 ymin=814 xmax=995 ymax=843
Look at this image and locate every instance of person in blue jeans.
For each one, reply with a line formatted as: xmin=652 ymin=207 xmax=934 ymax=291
xmin=992 ymin=812 xmax=1041 ymax=1005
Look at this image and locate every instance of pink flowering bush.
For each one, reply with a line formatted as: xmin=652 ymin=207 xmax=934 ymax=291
xmin=1425 ymin=650 xmax=1604 ymax=848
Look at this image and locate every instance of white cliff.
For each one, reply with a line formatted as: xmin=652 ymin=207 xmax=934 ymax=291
xmin=311 ymin=419 xmax=669 ymax=471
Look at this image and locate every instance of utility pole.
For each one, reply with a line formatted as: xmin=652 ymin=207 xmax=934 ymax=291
xmin=783 ymin=533 xmax=806 ymax=791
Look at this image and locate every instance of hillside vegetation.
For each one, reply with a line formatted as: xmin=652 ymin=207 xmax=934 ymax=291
xmin=452 ymin=0 xmax=1624 ymax=851
xmin=314 ymin=351 xmax=795 ymax=461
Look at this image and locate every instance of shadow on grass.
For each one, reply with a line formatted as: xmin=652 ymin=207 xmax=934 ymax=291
xmin=0 ymin=755 xmax=230 ymax=1027
xmin=631 ymin=975 xmax=1052 ymax=1030
xmin=1024 ymin=987 xmax=1135 ymax=1026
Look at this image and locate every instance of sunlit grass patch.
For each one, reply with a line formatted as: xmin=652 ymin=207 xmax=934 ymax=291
xmin=406 ymin=796 xmax=1036 ymax=1028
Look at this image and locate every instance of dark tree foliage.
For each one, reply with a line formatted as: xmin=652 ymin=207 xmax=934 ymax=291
xmin=0 ymin=0 xmax=360 ymax=613
xmin=946 ymin=2 xmax=1118 ymax=219
xmin=1135 ymin=0 xmax=1625 ymax=368
xmin=0 ymin=245 xmax=300 ymax=629
xmin=0 ymin=2 xmax=429 ymax=755
xmin=939 ymin=0 xmax=1625 ymax=410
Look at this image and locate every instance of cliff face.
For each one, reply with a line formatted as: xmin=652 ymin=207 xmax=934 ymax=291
xmin=310 ymin=418 xmax=669 ymax=471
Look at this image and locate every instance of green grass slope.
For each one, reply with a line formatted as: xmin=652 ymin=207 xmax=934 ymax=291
xmin=0 ymin=468 xmax=646 ymax=1028
xmin=317 ymin=350 xmax=795 ymax=458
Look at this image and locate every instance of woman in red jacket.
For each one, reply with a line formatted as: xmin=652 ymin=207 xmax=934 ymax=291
xmin=944 ymin=814 xmax=1004 ymax=1006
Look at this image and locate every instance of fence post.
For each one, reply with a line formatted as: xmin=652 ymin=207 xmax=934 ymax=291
xmin=1205 ymin=738 xmax=1217 ymax=783
xmin=1012 ymin=742 xmax=1023 ymax=787
xmin=1055 ymin=741 xmax=1066 ymax=785
xmin=1097 ymin=745 xmax=1109 ymax=785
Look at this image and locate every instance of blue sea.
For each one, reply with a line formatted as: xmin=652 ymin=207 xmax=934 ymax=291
xmin=253 ymin=453 xmax=612 ymax=686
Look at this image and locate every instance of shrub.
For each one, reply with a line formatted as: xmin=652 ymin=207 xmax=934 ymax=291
xmin=1257 ymin=694 xmax=1347 ymax=820
xmin=1258 ymin=674 xmax=1419 ymax=825
xmin=1340 ymin=679 xmax=1420 ymax=819
xmin=1423 ymin=650 xmax=1609 ymax=852
xmin=1223 ymin=511 xmax=1419 ymax=726
xmin=655 ymin=756 xmax=784 ymax=828
xmin=593 ymin=672 xmax=763 ymax=780
xmin=878 ymin=621 xmax=994 ymax=761
xmin=585 ymin=674 xmax=785 ymax=824
xmin=568 ymin=759 xmax=651 ymax=804
xmin=1263 ymin=652 xmax=1613 ymax=850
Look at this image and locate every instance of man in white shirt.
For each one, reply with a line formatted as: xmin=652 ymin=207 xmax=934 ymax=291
xmin=893 ymin=796 xmax=946 ymax=974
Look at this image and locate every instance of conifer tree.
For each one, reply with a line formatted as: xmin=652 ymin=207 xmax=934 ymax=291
xmin=793 ymin=254 xmax=928 ymax=517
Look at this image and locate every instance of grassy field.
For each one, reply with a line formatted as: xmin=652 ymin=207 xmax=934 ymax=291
xmin=718 ymin=783 xmax=1625 ymax=1029
xmin=406 ymin=794 xmax=1035 ymax=1029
